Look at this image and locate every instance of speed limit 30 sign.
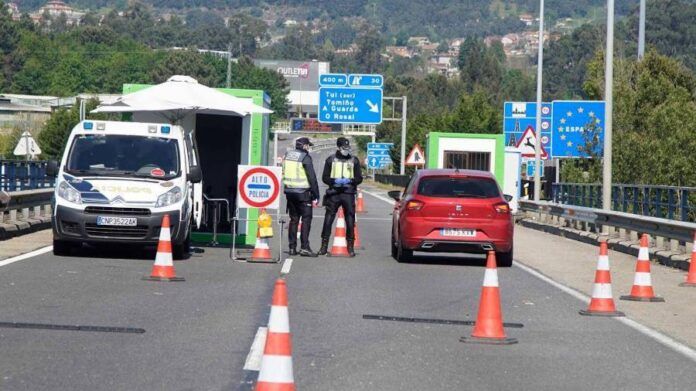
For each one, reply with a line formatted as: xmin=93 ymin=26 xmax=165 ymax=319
xmin=237 ymin=165 xmax=282 ymax=209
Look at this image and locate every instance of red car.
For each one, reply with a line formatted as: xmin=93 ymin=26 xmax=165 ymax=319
xmin=389 ymin=169 xmax=514 ymax=266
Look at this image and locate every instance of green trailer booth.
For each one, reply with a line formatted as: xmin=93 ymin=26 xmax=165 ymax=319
xmin=425 ymin=132 xmax=505 ymax=184
xmin=122 ymin=84 xmax=271 ymax=246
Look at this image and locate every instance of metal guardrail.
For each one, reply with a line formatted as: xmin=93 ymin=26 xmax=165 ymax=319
xmin=1 ymin=160 xmax=56 ymax=191
xmin=0 ymin=188 xmax=54 ymax=239
xmin=519 ymin=200 xmax=696 ymax=248
xmin=375 ymin=174 xmax=410 ymax=188
xmin=552 ymin=183 xmax=696 ymax=222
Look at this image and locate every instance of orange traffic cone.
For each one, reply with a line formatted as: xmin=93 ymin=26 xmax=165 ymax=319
xmin=580 ymin=241 xmax=624 ymax=316
xmin=356 ymin=189 xmax=367 ymax=214
xmin=354 ymin=220 xmax=364 ymax=250
xmin=679 ymin=231 xmax=696 ymax=287
xmin=620 ymin=234 xmax=664 ymax=302
xmin=143 ymin=214 xmax=184 ymax=282
xmin=256 ymin=279 xmax=295 ymax=391
xmin=328 ymin=208 xmax=350 ymax=257
xmin=460 ymin=251 xmax=517 ymax=345
xmin=250 ymin=228 xmax=274 ymax=262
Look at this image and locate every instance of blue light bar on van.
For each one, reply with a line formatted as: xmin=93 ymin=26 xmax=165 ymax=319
xmin=161 ymin=126 xmax=171 ymax=134
xmin=83 ymin=122 xmax=94 ymax=130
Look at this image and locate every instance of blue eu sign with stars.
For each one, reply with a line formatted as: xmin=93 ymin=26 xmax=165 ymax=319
xmin=551 ymin=101 xmax=606 ymax=158
xmin=319 ymin=73 xmax=383 ymax=125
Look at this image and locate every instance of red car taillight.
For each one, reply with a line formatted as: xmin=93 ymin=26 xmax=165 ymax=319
xmin=493 ymin=202 xmax=511 ymax=214
xmin=406 ymin=200 xmax=424 ymax=211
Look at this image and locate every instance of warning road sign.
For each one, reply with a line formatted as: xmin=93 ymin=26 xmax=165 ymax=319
xmin=515 ymin=126 xmax=548 ymax=159
xmin=237 ymin=165 xmax=282 ymax=209
xmin=405 ymin=144 xmax=425 ymax=166
xmin=13 ymin=131 xmax=41 ymax=157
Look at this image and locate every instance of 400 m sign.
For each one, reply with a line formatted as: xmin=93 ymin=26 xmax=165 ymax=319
xmin=237 ymin=165 xmax=282 ymax=209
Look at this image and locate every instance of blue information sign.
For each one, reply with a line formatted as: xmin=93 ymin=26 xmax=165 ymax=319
xmin=526 ymin=160 xmax=545 ymax=177
xmin=319 ymin=73 xmax=348 ymax=87
xmin=367 ymin=142 xmax=393 ymax=169
xmin=319 ymin=87 xmax=383 ymax=124
xmin=348 ymin=74 xmax=384 ymax=88
xmin=551 ymin=101 xmax=606 ymax=158
xmin=503 ymin=102 xmax=552 ymax=158
xmin=319 ymin=73 xmax=383 ymax=125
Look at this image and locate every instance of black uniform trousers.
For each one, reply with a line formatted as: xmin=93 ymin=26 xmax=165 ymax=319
xmin=321 ymin=192 xmax=356 ymax=242
xmin=286 ymin=192 xmax=313 ymax=250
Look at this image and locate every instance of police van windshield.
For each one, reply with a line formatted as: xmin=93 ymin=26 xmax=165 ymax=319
xmin=66 ymin=134 xmax=180 ymax=179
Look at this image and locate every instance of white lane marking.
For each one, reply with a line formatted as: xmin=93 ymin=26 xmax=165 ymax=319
xmin=280 ymin=258 xmax=293 ymax=275
xmin=243 ymin=327 xmax=268 ymax=371
xmin=361 ymin=188 xmax=396 ymax=206
xmin=514 ymin=261 xmax=696 ymax=363
xmin=0 ymin=246 xmax=53 ymax=268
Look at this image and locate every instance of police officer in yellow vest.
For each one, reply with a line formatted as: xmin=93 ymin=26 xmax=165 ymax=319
xmin=319 ymin=137 xmax=363 ymax=257
xmin=282 ymin=137 xmax=320 ymax=257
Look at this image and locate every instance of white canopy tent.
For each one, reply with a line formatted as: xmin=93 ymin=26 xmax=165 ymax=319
xmin=91 ymin=75 xmax=272 ymax=122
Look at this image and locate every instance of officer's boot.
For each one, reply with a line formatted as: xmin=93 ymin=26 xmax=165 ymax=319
xmin=347 ymin=239 xmax=356 ymax=257
xmin=288 ymin=246 xmax=297 ymax=256
xmin=318 ymin=238 xmax=330 ymax=255
xmin=299 ymin=247 xmax=318 ymax=257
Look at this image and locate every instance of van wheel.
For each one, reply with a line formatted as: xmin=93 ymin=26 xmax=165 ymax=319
xmin=173 ymin=236 xmax=190 ymax=260
xmin=53 ymin=239 xmax=73 ymax=256
xmin=496 ymin=251 xmax=513 ymax=267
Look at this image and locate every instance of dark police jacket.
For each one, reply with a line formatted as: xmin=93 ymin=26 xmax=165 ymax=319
xmin=321 ymin=152 xmax=363 ymax=195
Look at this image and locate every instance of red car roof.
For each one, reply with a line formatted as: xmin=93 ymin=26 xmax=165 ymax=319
xmin=415 ymin=169 xmax=495 ymax=179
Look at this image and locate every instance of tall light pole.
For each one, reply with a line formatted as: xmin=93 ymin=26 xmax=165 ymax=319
xmin=533 ymin=0 xmax=545 ymax=201
xmin=602 ymin=0 xmax=615 ymax=213
xmin=638 ymin=0 xmax=646 ymax=59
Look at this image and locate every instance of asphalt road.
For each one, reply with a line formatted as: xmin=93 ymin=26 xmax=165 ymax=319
xmin=1 ymin=149 xmax=696 ymax=390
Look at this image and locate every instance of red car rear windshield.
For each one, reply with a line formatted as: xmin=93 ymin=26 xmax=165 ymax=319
xmin=417 ymin=176 xmax=500 ymax=198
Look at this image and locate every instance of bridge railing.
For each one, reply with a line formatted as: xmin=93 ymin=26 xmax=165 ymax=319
xmin=0 ymin=188 xmax=54 ymax=239
xmin=1 ymin=160 xmax=56 ymax=192
xmin=552 ymin=183 xmax=696 ymax=222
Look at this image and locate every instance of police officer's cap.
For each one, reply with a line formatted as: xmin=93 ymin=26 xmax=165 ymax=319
xmin=295 ymin=137 xmax=313 ymax=147
xmin=337 ymin=137 xmax=350 ymax=148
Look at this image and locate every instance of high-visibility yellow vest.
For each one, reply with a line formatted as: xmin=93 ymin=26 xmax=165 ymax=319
xmin=330 ymin=157 xmax=355 ymax=180
xmin=282 ymin=150 xmax=310 ymax=191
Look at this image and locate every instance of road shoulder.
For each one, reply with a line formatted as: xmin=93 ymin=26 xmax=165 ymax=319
xmin=0 ymin=229 xmax=52 ymax=261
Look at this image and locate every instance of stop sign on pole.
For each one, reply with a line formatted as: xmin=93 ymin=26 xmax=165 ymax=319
xmin=237 ymin=165 xmax=282 ymax=209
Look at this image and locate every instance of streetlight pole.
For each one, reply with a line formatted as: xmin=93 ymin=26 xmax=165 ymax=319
xmin=602 ymin=0 xmax=615 ymax=213
xmin=226 ymin=42 xmax=232 ymax=88
xmin=399 ymin=96 xmax=408 ymax=175
xmin=533 ymin=0 xmax=544 ymax=201
xmin=638 ymin=0 xmax=646 ymax=59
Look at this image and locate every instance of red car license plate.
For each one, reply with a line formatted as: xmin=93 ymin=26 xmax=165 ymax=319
xmin=440 ymin=228 xmax=476 ymax=237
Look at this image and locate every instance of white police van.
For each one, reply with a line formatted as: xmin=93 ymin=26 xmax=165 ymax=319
xmin=47 ymin=120 xmax=202 ymax=258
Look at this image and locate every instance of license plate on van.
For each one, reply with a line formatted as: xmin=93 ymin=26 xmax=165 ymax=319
xmin=440 ymin=228 xmax=476 ymax=237
xmin=96 ymin=216 xmax=137 ymax=227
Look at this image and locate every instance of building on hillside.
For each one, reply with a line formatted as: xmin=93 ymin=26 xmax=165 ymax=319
xmin=30 ymin=1 xmax=85 ymax=25
xmin=385 ymin=46 xmax=414 ymax=59
xmin=253 ymin=59 xmax=330 ymax=118
xmin=519 ymin=13 xmax=534 ymax=26
xmin=6 ymin=2 xmax=20 ymax=20
xmin=408 ymin=36 xmax=430 ymax=47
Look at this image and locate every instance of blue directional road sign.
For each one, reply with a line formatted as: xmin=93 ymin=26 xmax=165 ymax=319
xmin=319 ymin=87 xmax=383 ymax=124
xmin=319 ymin=73 xmax=383 ymax=125
xmin=551 ymin=101 xmax=606 ymax=158
xmin=526 ymin=160 xmax=544 ymax=177
xmin=319 ymin=73 xmax=348 ymax=87
xmin=348 ymin=74 xmax=383 ymax=88
xmin=504 ymin=102 xmax=552 ymax=158
xmin=367 ymin=142 xmax=393 ymax=169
